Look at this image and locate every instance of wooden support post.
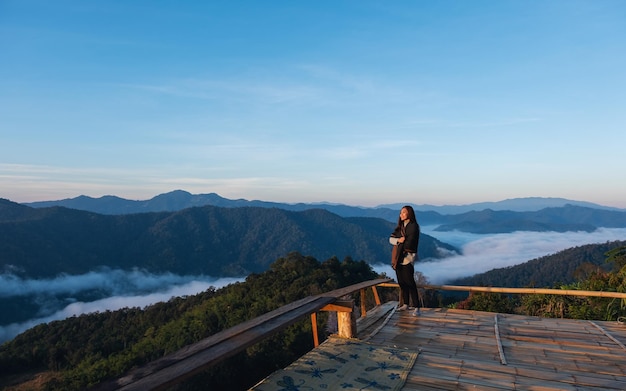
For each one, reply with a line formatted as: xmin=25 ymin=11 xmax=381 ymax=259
xmin=360 ymin=288 xmax=367 ymax=318
xmin=321 ymin=300 xmax=355 ymax=339
xmin=311 ymin=313 xmax=319 ymax=347
xmin=371 ymin=285 xmax=381 ymax=305
xmin=337 ymin=300 xmax=356 ymax=339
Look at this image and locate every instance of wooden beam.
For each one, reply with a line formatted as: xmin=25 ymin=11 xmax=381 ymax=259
xmin=321 ymin=300 xmax=354 ymax=312
xmin=378 ymin=282 xmax=626 ymax=300
xmin=423 ymin=285 xmax=626 ymax=299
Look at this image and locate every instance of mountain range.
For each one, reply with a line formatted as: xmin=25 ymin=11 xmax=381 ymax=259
xmin=2 ymin=191 xmax=626 ymax=280
xmin=24 ymin=190 xmax=623 ymax=215
xmin=21 ymin=190 xmax=626 ymax=234
xmin=0 ymin=198 xmax=455 ymax=279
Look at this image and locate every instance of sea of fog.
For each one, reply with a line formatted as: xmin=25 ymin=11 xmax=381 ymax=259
xmin=393 ymin=226 xmax=626 ymax=285
xmin=2 ymin=227 xmax=625 ymax=343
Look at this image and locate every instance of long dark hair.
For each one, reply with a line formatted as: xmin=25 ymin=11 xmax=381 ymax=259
xmin=396 ymin=205 xmax=417 ymax=228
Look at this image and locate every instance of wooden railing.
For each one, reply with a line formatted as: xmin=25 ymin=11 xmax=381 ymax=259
xmin=93 ymin=279 xmax=626 ymax=391
xmin=92 ymin=278 xmax=391 ymax=391
xmin=378 ymin=282 xmax=626 ymax=299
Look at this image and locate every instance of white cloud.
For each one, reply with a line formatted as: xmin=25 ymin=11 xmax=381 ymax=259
xmin=374 ymin=227 xmax=626 ymax=284
xmin=0 ymin=271 xmax=242 ymax=343
xmin=0 ymin=268 xmax=235 ymax=298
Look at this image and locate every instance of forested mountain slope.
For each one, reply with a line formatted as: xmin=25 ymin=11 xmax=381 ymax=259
xmin=449 ymin=240 xmax=626 ymax=288
xmin=0 ymin=199 xmax=455 ymax=278
xmin=0 ymin=253 xmax=386 ymax=391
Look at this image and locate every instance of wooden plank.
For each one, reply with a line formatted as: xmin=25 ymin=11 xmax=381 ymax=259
xmin=407 ymin=353 xmax=514 ymax=390
xmin=589 ymin=320 xmax=626 ymax=351
xmin=356 ymin=301 xmax=393 ymax=328
xmin=362 ymin=308 xmax=626 ymax=390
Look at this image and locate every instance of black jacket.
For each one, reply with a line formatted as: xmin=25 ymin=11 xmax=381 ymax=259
xmin=402 ymin=220 xmax=420 ymax=254
xmin=390 ymin=220 xmax=420 ymax=263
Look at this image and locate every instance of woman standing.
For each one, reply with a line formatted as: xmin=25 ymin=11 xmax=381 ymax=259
xmin=389 ymin=205 xmax=421 ymax=316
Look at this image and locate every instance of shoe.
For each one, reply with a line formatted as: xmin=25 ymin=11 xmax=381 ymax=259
xmin=397 ymin=304 xmax=408 ymax=311
xmin=412 ymin=308 xmax=421 ymax=316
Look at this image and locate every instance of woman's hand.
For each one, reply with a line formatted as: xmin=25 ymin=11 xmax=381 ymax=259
xmin=397 ymin=237 xmax=405 ymax=243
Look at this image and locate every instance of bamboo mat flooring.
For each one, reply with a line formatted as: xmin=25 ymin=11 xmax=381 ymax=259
xmin=365 ymin=307 xmax=626 ymax=390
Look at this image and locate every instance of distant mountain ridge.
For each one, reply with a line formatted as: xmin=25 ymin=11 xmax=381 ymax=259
xmin=23 ymin=190 xmax=399 ymax=219
xmin=24 ymin=190 xmax=622 ymax=216
xmin=20 ymin=190 xmax=626 ymax=234
xmin=380 ymin=197 xmax=622 ymax=214
xmin=431 ymin=205 xmax=626 ymax=234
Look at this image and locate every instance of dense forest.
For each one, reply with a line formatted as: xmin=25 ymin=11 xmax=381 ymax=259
xmin=454 ymin=245 xmax=626 ymax=321
xmin=0 ymin=252 xmax=389 ymax=390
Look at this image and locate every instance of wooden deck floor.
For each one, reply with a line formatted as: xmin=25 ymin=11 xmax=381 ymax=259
xmin=363 ymin=307 xmax=626 ymax=390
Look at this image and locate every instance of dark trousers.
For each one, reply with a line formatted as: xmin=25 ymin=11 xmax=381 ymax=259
xmin=395 ymin=262 xmax=419 ymax=308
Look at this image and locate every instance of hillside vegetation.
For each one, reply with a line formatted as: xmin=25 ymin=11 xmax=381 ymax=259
xmin=0 ymin=253 xmax=386 ymax=391
xmin=452 ymin=244 xmax=626 ymax=322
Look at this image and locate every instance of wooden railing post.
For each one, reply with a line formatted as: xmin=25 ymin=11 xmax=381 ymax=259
xmin=311 ymin=313 xmax=319 ymax=347
xmin=371 ymin=285 xmax=381 ymax=306
xmin=360 ymin=288 xmax=367 ymax=318
xmin=321 ymin=300 xmax=355 ymax=339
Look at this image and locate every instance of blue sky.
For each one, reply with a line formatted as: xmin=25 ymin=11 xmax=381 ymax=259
xmin=1 ymin=1 xmax=625 ymax=207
